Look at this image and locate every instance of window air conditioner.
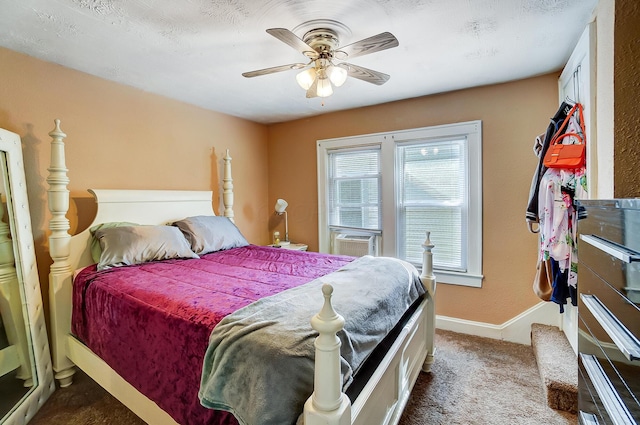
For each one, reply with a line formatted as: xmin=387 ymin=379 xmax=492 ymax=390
xmin=334 ymin=234 xmax=375 ymax=257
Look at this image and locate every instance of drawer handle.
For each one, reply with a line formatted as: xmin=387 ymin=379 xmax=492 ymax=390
xmin=579 ymin=411 xmax=599 ymax=425
xmin=580 ymin=235 xmax=640 ymax=263
xmin=581 ymin=294 xmax=640 ymax=362
xmin=581 ymin=353 xmax=636 ymax=425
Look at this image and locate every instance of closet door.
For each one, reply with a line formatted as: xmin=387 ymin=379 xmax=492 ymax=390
xmin=559 ymin=22 xmax=597 ymax=197
xmin=558 ymin=22 xmax=596 ymax=354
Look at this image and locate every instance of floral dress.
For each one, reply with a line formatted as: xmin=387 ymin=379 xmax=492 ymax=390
xmin=537 ymin=109 xmax=587 ymax=311
xmin=538 ymin=166 xmax=587 ymax=288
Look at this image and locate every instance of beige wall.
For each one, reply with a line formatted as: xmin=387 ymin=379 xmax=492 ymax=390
xmin=614 ymin=0 xmax=640 ymax=197
xmin=0 ymin=46 xmax=587 ymax=327
xmin=267 ymin=74 xmax=560 ymax=325
xmin=0 ymin=47 xmax=270 ymax=306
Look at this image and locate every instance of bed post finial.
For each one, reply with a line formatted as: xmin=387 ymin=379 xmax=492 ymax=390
xmin=47 ymin=118 xmax=70 ymax=260
xmin=223 ymin=149 xmax=234 ymax=223
xmin=304 ymin=284 xmax=351 ymax=425
xmin=420 ymin=231 xmax=436 ymax=297
xmin=46 ymin=119 xmax=76 ymax=387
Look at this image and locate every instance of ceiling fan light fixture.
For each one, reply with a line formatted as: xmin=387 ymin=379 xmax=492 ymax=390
xmin=296 ymin=68 xmax=317 ymax=90
xmin=316 ymin=76 xmax=333 ymax=97
xmin=327 ymin=65 xmax=348 ymax=87
xmin=244 ymin=25 xmax=398 ymax=99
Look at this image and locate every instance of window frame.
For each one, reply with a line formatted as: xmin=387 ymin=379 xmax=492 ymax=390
xmin=317 ymin=120 xmax=483 ymax=287
xmin=327 ymin=145 xmax=382 ymax=231
xmin=396 ymin=138 xmax=468 ymax=272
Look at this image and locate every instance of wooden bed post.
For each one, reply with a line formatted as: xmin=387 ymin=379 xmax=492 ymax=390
xmin=421 ymin=231 xmax=437 ymax=372
xmin=223 ymin=149 xmax=234 ymax=222
xmin=304 ymin=284 xmax=351 ymax=425
xmin=46 ymin=119 xmax=76 ymax=387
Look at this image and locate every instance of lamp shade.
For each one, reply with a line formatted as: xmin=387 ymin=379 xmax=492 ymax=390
xmin=316 ymin=77 xmax=333 ymax=98
xmin=327 ymin=65 xmax=348 ymax=87
xmin=296 ymin=68 xmax=317 ymax=90
xmin=275 ymin=198 xmax=288 ymax=214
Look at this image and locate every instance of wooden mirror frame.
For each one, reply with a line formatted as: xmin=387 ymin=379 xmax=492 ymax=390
xmin=0 ymin=128 xmax=54 ymax=425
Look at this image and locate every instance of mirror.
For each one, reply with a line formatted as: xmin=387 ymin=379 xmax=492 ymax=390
xmin=0 ymin=128 xmax=53 ymax=424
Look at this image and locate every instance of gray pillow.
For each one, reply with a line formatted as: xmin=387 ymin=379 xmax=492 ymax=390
xmin=89 ymin=221 xmax=139 ymax=264
xmin=173 ymin=215 xmax=249 ymax=255
xmin=94 ymin=225 xmax=198 ymax=271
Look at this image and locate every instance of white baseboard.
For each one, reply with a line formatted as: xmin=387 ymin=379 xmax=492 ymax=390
xmin=435 ymin=301 xmax=562 ymax=345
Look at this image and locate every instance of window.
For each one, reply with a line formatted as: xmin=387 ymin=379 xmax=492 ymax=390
xmin=398 ymin=139 xmax=467 ymax=272
xmin=317 ymin=121 xmax=482 ymax=287
xmin=328 ymin=147 xmax=381 ymax=231
xmin=325 ymin=146 xmax=382 ymax=256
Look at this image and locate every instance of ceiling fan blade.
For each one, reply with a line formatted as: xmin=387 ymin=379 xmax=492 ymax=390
xmin=266 ymin=28 xmax=319 ymax=59
xmin=306 ymin=79 xmax=319 ymax=98
xmin=242 ymin=63 xmax=308 ymax=78
xmin=336 ymin=32 xmax=399 ymax=60
xmin=339 ymin=63 xmax=390 ymax=85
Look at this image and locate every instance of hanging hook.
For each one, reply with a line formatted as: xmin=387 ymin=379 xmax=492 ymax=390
xmin=572 ymin=66 xmax=581 ymax=104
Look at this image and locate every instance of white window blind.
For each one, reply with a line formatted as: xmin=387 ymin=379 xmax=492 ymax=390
xmin=398 ymin=139 xmax=467 ymax=271
xmin=328 ymin=147 xmax=381 ymax=231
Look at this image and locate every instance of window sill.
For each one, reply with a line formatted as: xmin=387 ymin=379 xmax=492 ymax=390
xmin=431 ymin=270 xmax=484 ymax=288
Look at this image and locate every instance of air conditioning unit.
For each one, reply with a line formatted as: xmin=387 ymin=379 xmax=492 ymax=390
xmin=334 ymin=234 xmax=375 ymax=257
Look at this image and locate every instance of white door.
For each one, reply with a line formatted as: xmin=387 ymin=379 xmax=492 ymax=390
xmin=558 ymin=22 xmax=596 ymax=355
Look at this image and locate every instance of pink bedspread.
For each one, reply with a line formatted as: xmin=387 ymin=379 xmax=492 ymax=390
xmin=72 ymin=245 xmax=354 ymax=425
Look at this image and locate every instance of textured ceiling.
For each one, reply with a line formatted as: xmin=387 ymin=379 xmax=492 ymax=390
xmin=0 ymin=0 xmax=597 ymax=124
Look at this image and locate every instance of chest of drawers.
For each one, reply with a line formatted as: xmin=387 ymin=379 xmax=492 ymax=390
xmin=577 ymin=199 xmax=640 ymax=425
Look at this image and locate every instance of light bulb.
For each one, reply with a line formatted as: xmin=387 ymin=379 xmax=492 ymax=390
xmin=296 ymin=68 xmax=316 ymax=90
xmin=327 ymin=65 xmax=348 ymax=87
xmin=316 ymin=77 xmax=333 ymax=97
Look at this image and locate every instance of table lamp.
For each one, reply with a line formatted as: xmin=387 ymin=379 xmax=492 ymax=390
xmin=274 ymin=198 xmax=290 ymax=245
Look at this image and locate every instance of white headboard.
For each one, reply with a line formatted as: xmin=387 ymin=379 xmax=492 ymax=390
xmin=68 ymin=189 xmax=217 ymax=272
xmin=46 ymin=120 xmax=234 ymax=386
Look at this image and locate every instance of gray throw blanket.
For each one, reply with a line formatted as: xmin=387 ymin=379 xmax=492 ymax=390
xmin=198 ymin=255 xmax=426 ymax=425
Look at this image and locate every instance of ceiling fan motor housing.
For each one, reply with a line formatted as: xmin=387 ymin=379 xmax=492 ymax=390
xmin=303 ymin=28 xmax=340 ymax=57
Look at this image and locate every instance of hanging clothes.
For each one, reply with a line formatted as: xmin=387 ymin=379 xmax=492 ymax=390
xmin=538 ymin=167 xmax=586 ymax=310
xmin=536 ymin=104 xmax=587 ymax=312
xmin=525 ymin=101 xmax=573 ymax=232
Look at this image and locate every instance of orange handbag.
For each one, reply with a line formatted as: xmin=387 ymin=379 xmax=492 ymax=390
xmin=543 ymin=103 xmax=586 ymax=169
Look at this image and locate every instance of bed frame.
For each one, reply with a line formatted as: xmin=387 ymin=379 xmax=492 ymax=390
xmin=46 ymin=119 xmax=437 ymax=425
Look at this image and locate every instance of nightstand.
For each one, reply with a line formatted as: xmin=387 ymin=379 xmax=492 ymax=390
xmin=268 ymin=243 xmax=308 ymax=251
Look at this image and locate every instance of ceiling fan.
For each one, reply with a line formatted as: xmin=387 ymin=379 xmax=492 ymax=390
xmin=242 ymin=25 xmax=399 ymax=98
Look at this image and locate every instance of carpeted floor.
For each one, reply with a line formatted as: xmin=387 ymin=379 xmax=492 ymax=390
xmin=29 ymin=329 xmax=577 ymax=425
xmin=398 ymin=330 xmax=576 ymax=425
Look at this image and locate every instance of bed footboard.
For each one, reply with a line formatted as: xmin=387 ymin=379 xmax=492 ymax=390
xmin=304 ymin=232 xmax=437 ymax=425
xmin=420 ymin=232 xmax=437 ymax=373
xmin=304 ymin=284 xmax=352 ymax=425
